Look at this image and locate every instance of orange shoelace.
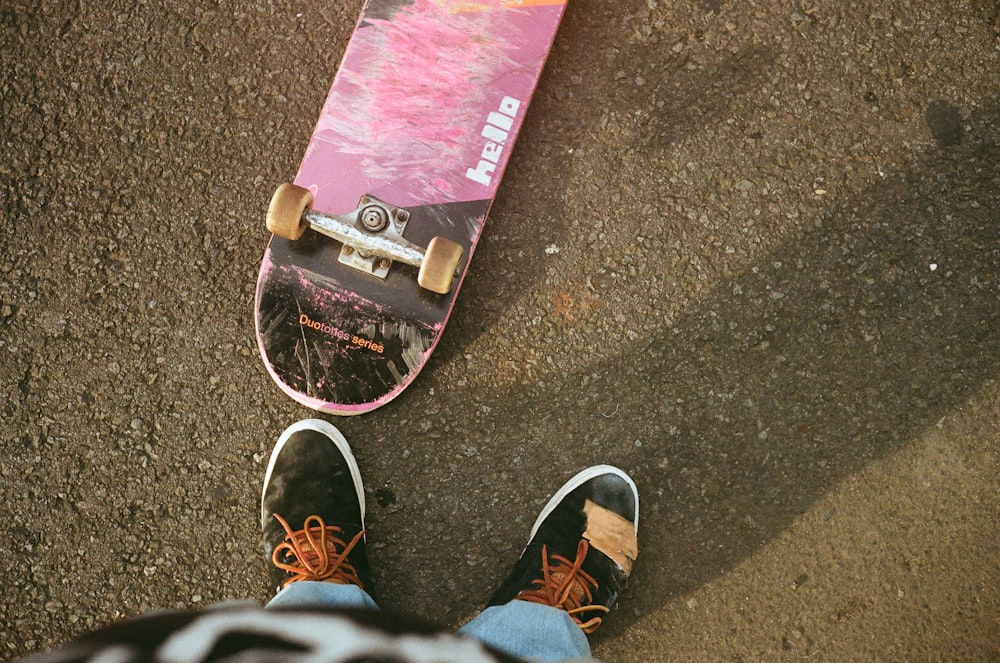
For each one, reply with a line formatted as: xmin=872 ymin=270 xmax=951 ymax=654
xmin=271 ymin=513 xmax=366 ymax=590
xmin=514 ymin=539 xmax=610 ymax=633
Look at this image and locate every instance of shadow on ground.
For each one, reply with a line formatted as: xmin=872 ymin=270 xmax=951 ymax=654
xmin=439 ymin=3 xmax=778 ymax=359
xmin=1 ymin=1 xmax=996 ymax=657
xmin=358 ymin=97 xmax=998 ymax=634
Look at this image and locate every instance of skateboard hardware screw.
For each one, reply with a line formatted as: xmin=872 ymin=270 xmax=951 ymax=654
xmin=395 ymin=209 xmax=409 ymax=223
xmin=360 ymin=205 xmax=389 ymax=232
xmin=379 ymin=258 xmax=390 ymax=269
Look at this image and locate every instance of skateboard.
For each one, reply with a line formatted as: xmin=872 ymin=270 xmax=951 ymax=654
xmin=255 ymin=0 xmax=568 ymax=415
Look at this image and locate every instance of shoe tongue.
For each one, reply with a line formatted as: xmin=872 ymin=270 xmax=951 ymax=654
xmin=550 ymin=569 xmax=589 ymax=604
xmin=582 ymin=499 xmax=638 ymax=575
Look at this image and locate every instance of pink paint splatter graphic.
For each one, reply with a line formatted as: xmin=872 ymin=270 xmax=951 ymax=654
xmin=297 ymin=0 xmax=561 ymax=211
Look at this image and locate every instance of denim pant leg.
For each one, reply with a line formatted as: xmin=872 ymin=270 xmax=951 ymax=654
xmin=265 ymin=581 xmax=379 ymax=611
xmin=457 ymin=600 xmax=594 ymax=663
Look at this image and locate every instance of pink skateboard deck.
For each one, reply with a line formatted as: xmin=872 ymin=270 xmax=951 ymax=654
xmin=255 ymin=0 xmax=568 ymax=414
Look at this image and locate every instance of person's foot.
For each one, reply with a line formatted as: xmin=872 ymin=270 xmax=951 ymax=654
xmin=487 ymin=465 xmax=639 ymax=633
xmin=260 ymin=419 xmax=372 ymax=596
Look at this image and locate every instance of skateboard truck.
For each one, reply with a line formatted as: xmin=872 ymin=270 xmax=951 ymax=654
xmin=266 ymin=183 xmax=463 ymax=294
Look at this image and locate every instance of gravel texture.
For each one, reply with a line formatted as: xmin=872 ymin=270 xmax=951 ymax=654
xmin=2 ymin=1 xmax=998 ymax=660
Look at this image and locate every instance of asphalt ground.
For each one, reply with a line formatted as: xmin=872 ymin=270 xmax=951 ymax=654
xmin=2 ymin=1 xmax=998 ymax=660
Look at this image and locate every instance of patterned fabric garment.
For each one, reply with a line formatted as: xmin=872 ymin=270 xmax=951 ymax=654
xmin=22 ymin=606 xmax=524 ymax=663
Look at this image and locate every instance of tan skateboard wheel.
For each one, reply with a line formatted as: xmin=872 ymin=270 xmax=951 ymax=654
xmin=266 ymin=183 xmax=313 ymax=240
xmin=417 ymin=237 xmax=463 ymax=294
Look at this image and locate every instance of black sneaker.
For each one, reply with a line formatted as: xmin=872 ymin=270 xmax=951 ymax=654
xmin=260 ymin=419 xmax=372 ymax=596
xmin=487 ymin=465 xmax=639 ymax=633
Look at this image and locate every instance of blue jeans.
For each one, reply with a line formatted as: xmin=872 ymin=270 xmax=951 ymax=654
xmin=267 ymin=582 xmax=594 ymax=662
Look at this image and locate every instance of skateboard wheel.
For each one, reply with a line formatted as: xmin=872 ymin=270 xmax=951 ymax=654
xmin=418 ymin=237 xmax=463 ymax=294
xmin=266 ymin=183 xmax=312 ymax=240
